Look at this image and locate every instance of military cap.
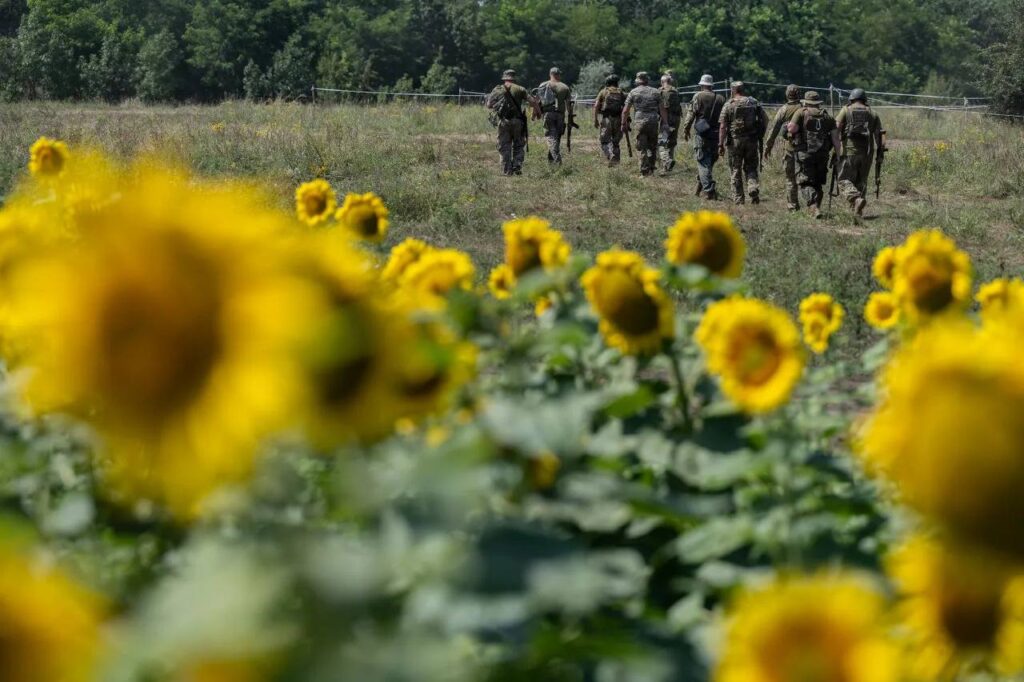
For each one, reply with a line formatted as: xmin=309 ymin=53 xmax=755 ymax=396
xmin=801 ymin=91 xmax=823 ymax=105
xmin=605 ymin=74 xmax=620 ymax=86
xmin=549 ymin=66 xmax=561 ymax=76
xmin=501 ymin=69 xmax=516 ymax=81
xmin=731 ymin=81 xmax=745 ymax=89
xmin=849 ymin=88 xmax=867 ymax=103
xmin=698 ymin=74 xmax=715 ymax=87
xmin=635 ymin=71 xmax=650 ymax=83
xmin=785 ymin=84 xmax=800 ymax=101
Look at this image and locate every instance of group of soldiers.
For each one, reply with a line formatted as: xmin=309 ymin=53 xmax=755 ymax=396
xmin=486 ymin=68 xmax=886 ymax=218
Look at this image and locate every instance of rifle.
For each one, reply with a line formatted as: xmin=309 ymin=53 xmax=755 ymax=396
xmin=566 ymin=98 xmax=580 ymax=152
xmin=623 ymin=116 xmax=633 ymax=158
xmin=828 ymin=150 xmax=839 ymax=215
xmin=874 ymin=145 xmax=885 ymax=199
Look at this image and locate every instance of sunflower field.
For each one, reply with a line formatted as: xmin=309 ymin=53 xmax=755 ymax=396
xmin=2 ymin=136 xmax=1024 ymax=682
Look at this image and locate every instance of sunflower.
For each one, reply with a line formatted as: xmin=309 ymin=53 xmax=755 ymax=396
xmin=382 ymin=238 xmax=433 ymax=282
xmin=0 ymin=544 xmax=105 ymax=682
xmin=799 ymin=292 xmax=844 ymax=335
xmin=976 ymin=278 xmax=1024 ymax=320
xmin=294 ymin=179 xmax=337 ymax=227
xmin=865 ymin=291 xmax=901 ymax=330
xmin=502 ymin=216 xmax=571 ymax=277
xmin=397 ymin=248 xmax=475 ymax=308
xmin=28 ymin=136 xmax=70 ymax=178
xmin=581 ymin=249 xmax=674 ymax=355
xmin=695 ymin=297 xmax=805 ymax=414
xmin=336 ymin=191 xmax=389 ymax=242
xmin=887 ymin=535 xmax=1024 ymax=679
xmin=802 ymin=312 xmax=832 ymax=354
xmin=715 ymin=573 xmax=900 ymax=682
xmin=873 ymin=246 xmax=898 ymax=289
xmin=859 ymin=318 xmax=1024 ymax=558
xmin=891 ymin=230 xmax=972 ymax=322
xmin=6 ymin=162 xmax=303 ymax=519
xmin=488 ymin=263 xmax=516 ymax=300
xmin=664 ymin=210 xmax=745 ymax=278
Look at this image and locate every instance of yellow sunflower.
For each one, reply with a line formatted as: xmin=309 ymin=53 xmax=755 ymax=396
xmin=799 ymin=292 xmax=844 ymax=335
xmin=28 ymin=136 xmax=70 ymax=178
xmin=873 ymin=246 xmax=898 ymax=289
xmin=802 ymin=312 xmax=832 ymax=354
xmin=715 ymin=573 xmax=901 ymax=682
xmin=0 ymin=544 xmax=105 ymax=682
xmin=502 ymin=216 xmax=571 ymax=277
xmin=887 ymin=535 xmax=1024 ymax=680
xmin=397 ymin=248 xmax=475 ymax=308
xmin=664 ymin=210 xmax=745 ymax=278
xmin=695 ymin=297 xmax=805 ymax=414
xmin=534 ymin=295 xmax=554 ymax=318
xmin=976 ymin=278 xmax=1024 ymax=320
xmin=381 ymin=238 xmax=433 ymax=282
xmin=488 ymin=263 xmax=516 ymax=300
xmin=294 ymin=179 xmax=337 ymax=227
xmin=891 ymin=229 xmax=972 ymax=323
xmin=859 ymin=318 xmax=1024 ymax=559
xmin=865 ymin=291 xmax=901 ymax=330
xmin=336 ymin=191 xmax=389 ymax=242
xmin=581 ymin=249 xmax=675 ymax=355
xmin=6 ymin=162 xmax=303 ymax=519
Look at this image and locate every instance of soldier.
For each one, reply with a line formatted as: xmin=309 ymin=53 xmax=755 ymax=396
xmin=621 ymin=71 xmax=668 ymax=177
xmin=763 ymin=84 xmax=803 ymax=211
xmin=658 ymin=73 xmax=684 ymax=174
xmin=786 ymin=91 xmax=841 ymax=219
xmin=836 ymin=88 xmax=885 ymax=216
xmin=486 ymin=69 xmax=533 ymax=176
xmin=683 ymin=74 xmax=725 ymax=200
xmin=718 ymin=81 xmax=769 ymax=205
xmin=535 ymin=67 xmax=573 ymax=165
xmin=593 ymin=74 xmax=626 ymax=165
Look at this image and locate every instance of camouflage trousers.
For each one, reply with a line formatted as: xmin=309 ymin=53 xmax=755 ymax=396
xmin=543 ymin=111 xmax=566 ymax=164
xmin=634 ymin=115 xmax=659 ymax=175
xmin=599 ymin=115 xmax=623 ymax=163
xmin=497 ymin=118 xmax=526 ymax=175
xmin=782 ymin=151 xmax=799 ymax=209
xmin=693 ymin=134 xmax=719 ymax=196
xmin=657 ymin=117 xmax=681 ymax=171
xmin=839 ymin=153 xmax=872 ymax=206
xmin=727 ymin=136 xmax=760 ymax=203
xmin=796 ymin=150 xmax=830 ymax=208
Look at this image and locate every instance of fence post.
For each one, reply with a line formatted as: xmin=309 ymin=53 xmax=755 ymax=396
xmin=458 ymin=87 xmax=463 ymax=106
xmin=829 ymin=84 xmax=834 ymax=117
xmin=310 ymin=85 xmax=316 ymax=105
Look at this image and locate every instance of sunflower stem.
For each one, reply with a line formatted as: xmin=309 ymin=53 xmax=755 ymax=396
xmin=668 ymin=346 xmax=692 ymax=434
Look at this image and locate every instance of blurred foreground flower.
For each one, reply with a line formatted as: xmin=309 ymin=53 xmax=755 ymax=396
xmin=891 ymin=229 xmax=972 ymax=323
xmin=865 ymin=291 xmax=900 ymax=330
xmin=665 ymin=210 xmax=745 ymax=278
xmin=28 ymin=136 xmax=70 ymax=178
xmin=976 ymin=277 xmax=1024 ymax=321
xmin=294 ymin=179 xmax=337 ymax=227
xmin=336 ymin=191 xmax=389 ymax=242
xmin=502 ymin=216 xmax=571 ymax=278
xmin=799 ymin=293 xmax=843 ymax=354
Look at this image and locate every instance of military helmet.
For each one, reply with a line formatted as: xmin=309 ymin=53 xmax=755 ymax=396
xmin=785 ymin=84 xmax=800 ymax=101
xmin=801 ymin=91 xmax=823 ymax=106
xmin=635 ymin=71 xmax=650 ymax=84
xmin=849 ymin=88 xmax=867 ymax=103
xmin=698 ymin=74 xmax=715 ymax=87
xmin=549 ymin=66 xmax=561 ymax=76
xmin=501 ymin=69 xmax=516 ymax=81
xmin=605 ymin=74 xmax=620 ymax=86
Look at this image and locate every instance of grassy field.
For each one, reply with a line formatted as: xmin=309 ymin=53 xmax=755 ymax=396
xmin=2 ymin=100 xmax=1022 ymax=353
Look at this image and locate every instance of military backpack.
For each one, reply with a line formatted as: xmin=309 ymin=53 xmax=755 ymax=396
xmin=663 ymin=88 xmax=682 ymax=117
xmin=730 ymin=97 xmax=763 ymax=138
xmin=802 ymin=109 xmax=829 ymax=154
xmin=602 ymin=89 xmax=625 ymax=116
xmin=494 ymin=87 xmax=521 ymax=121
xmin=537 ymin=82 xmax=557 ymax=112
xmin=846 ymin=106 xmax=873 ymax=141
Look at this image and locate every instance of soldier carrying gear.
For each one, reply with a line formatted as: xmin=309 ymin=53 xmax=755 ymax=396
xmin=764 ymin=84 xmax=804 ymax=211
xmin=836 ymin=88 xmax=885 ymax=217
xmin=593 ymin=74 xmax=626 ymax=165
xmin=487 ymin=69 xmax=536 ymax=176
xmin=718 ymin=81 xmax=769 ymax=205
xmin=658 ymin=73 xmax=684 ymax=175
xmin=786 ymin=91 xmax=842 ymax=219
xmin=535 ymin=67 xmax=573 ymax=166
xmin=683 ymin=74 xmax=725 ymax=200
xmin=621 ymin=71 xmax=668 ymax=177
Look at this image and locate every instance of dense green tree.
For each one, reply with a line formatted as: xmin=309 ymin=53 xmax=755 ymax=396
xmin=135 ymin=28 xmax=181 ymax=102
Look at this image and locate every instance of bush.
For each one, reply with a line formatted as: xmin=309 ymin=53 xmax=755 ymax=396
xmin=81 ymin=29 xmax=139 ymax=102
xmin=135 ymin=29 xmax=181 ymax=103
xmin=420 ymin=57 xmax=457 ymax=94
xmin=576 ymin=57 xmax=616 ymax=97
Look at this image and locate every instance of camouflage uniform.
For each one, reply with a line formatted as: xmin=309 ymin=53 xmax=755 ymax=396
xmin=720 ymin=94 xmax=769 ymax=204
xmin=764 ymin=97 xmax=803 ymax=210
xmin=788 ymin=100 xmax=837 ymax=211
xmin=624 ymin=82 xmax=663 ymax=176
xmin=594 ymin=86 xmax=626 ymax=163
xmin=658 ymin=83 xmax=683 ymax=172
xmin=683 ymin=89 xmax=724 ymax=198
xmin=537 ymin=79 xmax=572 ymax=164
xmin=487 ymin=81 xmax=531 ymax=175
xmin=836 ymin=100 xmax=883 ymax=212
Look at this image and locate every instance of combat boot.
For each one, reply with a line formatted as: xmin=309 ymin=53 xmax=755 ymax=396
xmin=750 ymin=192 xmax=760 ymax=205
xmin=854 ymin=197 xmax=867 ymax=217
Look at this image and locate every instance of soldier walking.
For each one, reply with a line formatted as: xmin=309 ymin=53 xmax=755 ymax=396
xmin=593 ymin=74 xmax=626 ymax=165
xmin=535 ymin=67 xmax=573 ymax=165
xmin=719 ymin=81 xmax=769 ymax=205
xmin=487 ymin=69 xmax=533 ymax=176
xmin=683 ymin=75 xmax=725 ymax=200
xmin=658 ymin=73 xmax=683 ymax=174
xmin=836 ymin=88 xmax=885 ymax=216
xmin=786 ymin=91 xmax=841 ymax=219
xmin=621 ymin=72 xmax=667 ymax=177
xmin=763 ymin=84 xmax=803 ymax=211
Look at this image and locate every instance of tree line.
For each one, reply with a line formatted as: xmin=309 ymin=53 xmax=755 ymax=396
xmin=0 ymin=0 xmax=1021 ymax=113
